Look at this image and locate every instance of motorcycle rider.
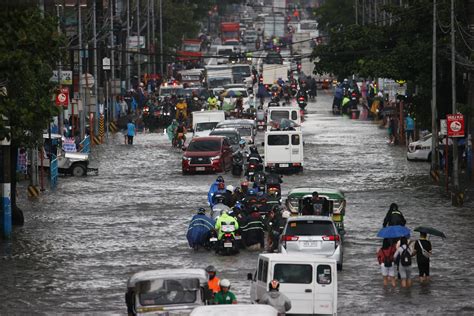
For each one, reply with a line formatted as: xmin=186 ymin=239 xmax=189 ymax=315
xmin=175 ymin=97 xmax=188 ymax=121
xmin=248 ymin=146 xmax=263 ymax=165
xmin=241 ymin=206 xmax=265 ymax=249
xmin=207 ymin=92 xmax=219 ymax=110
xmin=383 ymin=203 xmax=407 ymax=227
xmin=214 ymin=279 xmax=237 ymax=305
xmin=259 ymin=280 xmax=292 ymax=315
xmin=211 ymin=182 xmax=232 ymax=207
xmin=205 ymin=265 xmax=221 ymax=295
xmin=174 ymin=122 xmax=187 ymax=147
xmin=166 ymin=119 xmax=179 ymax=145
xmin=186 ymin=208 xmax=215 ymax=249
xmin=208 ymin=176 xmax=225 ymax=206
xmin=242 ymin=188 xmax=258 ymax=211
xmin=215 ymin=209 xmax=240 ymax=241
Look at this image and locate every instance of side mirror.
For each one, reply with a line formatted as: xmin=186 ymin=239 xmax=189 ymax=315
xmin=247 ymin=273 xmax=253 ymax=281
xmin=181 ymin=146 xmax=187 ymax=151
xmin=261 ymin=142 xmax=265 ymax=146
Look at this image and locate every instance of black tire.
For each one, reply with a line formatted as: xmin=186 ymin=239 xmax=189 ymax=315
xmin=337 ymin=262 xmax=343 ymax=271
xmin=71 ymin=164 xmax=86 ymax=177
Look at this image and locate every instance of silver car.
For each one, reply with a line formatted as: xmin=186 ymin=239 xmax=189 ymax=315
xmin=280 ymin=216 xmax=344 ymax=270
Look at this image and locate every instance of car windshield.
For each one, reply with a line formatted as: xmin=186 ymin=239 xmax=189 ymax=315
xmin=274 ymin=264 xmax=312 ymax=284
xmin=137 ymin=278 xmax=199 ymax=306
xmin=218 ymin=49 xmax=233 ymax=55
xmin=237 ymin=127 xmax=252 ymax=136
xmin=285 ymin=220 xmax=336 ymax=236
xmin=187 ymin=140 xmax=221 ymax=152
xmin=208 ymin=78 xmax=232 ymax=89
xmin=183 ymin=44 xmax=201 ymax=52
xmin=211 ymin=132 xmax=239 ymax=144
xmin=195 ymin=122 xmax=218 ymax=132
xmin=232 ymin=66 xmax=251 ymax=77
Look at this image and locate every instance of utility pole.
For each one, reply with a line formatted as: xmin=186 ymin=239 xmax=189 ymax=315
xmin=110 ymin=0 xmax=115 ymax=122
xmin=468 ymin=0 xmax=474 ymax=180
xmin=159 ymin=0 xmax=163 ymax=76
xmin=451 ymin=0 xmax=459 ymax=192
xmin=151 ymin=0 xmax=156 ymax=75
xmin=431 ymin=0 xmax=439 ymax=172
xmin=137 ymin=0 xmax=141 ymax=83
xmin=0 ymin=116 xmax=11 ymax=239
xmin=355 ymin=0 xmax=358 ymax=25
xmin=147 ymin=0 xmax=151 ymax=75
xmin=93 ymin=0 xmax=99 ymax=134
xmin=56 ymin=4 xmax=63 ymax=136
xmin=78 ymin=0 xmax=84 ymax=139
xmin=126 ymin=0 xmax=131 ymax=90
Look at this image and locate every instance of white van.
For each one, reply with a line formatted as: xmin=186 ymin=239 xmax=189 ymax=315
xmin=248 ymin=253 xmax=337 ymax=316
xmin=192 ymin=111 xmax=225 ymax=137
xmin=263 ymin=130 xmax=303 ymax=172
xmin=267 ymin=106 xmax=301 ymax=131
xmin=191 ymin=304 xmax=278 ymax=316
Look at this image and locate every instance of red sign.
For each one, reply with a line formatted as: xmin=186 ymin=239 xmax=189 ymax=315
xmin=447 ymin=114 xmax=465 ymax=137
xmin=55 ymin=88 xmax=69 ymax=108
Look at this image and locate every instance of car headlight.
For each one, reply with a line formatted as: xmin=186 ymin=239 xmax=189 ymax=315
xmin=182 ymin=156 xmax=191 ymax=161
xmin=210 ymin=155 xmax=221 ymax=161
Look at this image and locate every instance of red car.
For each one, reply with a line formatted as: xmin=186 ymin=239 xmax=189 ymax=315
xmin=182 ymin=136 xmax=233 ymax=175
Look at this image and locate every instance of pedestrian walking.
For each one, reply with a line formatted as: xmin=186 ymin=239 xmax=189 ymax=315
xmin=383 ymin=203 xmax=406 ymax=227
xmin=259 ymin=280 xmax=292 ymax=315
xmin=393 ymin=237 xmax=413 ymax=288
xmin=127 ymin=119 xmax=136 ymax=145
xmin=377 ymin=238 xmax=397 ymax=288
xmin=414 ymin=232 xmax=432 ymax=283
xmin=405 ymin=114 xmax=415 ymax=144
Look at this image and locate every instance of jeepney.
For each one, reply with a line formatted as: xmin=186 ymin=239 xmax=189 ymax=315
xmin=285 ymin=187 xmax=346 ymax=237
xmin=125 ymin=269 xmax=211 ymax=315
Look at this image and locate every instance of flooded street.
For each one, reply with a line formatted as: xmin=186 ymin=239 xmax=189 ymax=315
xmin=1 ymin=92 xmax=473 ymax=315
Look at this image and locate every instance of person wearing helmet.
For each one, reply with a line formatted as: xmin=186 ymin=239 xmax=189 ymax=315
xmin=211 ymin=182 xmax=231 ymax=207
xmin=243 ymin=188 xmax=258 ymax=210
xmin=175 ymin=97 xmax=188 ymax=121
xmin=248 ymin=146 xmax=263 ymax=164
xmin=214 ymin=279 xmax=237 ymax=305
xmin=208 ymin=177 xmax=225 ymax=206
xmin=383 ymin=203 xmax=406 ymax=227
xmin=259 ymin=279 xmax=291 ymax=314
xmin=205 ymin=265 xmax=221 ymax=294
xmin=214 ymin=209 xmax=239 ymax=241
xmin=241 ymin=205 xmax=265 ymax=249
xmin=186 ymin=208 xmax=216 ymax=249
xmin=265 ymin=207 xmax=290 ymax=252
xmin=207 ymin=93 xmax=219 ymax=111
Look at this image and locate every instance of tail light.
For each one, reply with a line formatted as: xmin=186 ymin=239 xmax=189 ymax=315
xmin=298 ymin=97 xmax=304 ymax=101
xmin=322 ymin=235 xmax=340 ymax=242
xmin=282 ymin=235 xmax=299 ymax=241
xmin=292 ymin=163 xmax=301 ymax=166
xmin=249 ymin=164 xmax=256 ymax=169
xmin=224 ymin=233 xmax=231 ymax=238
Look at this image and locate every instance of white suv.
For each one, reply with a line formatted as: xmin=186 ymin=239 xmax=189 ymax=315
xmin=279 ymin=216 xmax=343 ymax=270
xmin=407 ymin=134 xmax=452 ymax=161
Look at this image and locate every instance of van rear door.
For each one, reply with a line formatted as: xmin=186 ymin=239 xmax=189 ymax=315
xmin=290 ymin=133 xmax=303 ymax=165
xmin=272 ymin=262 xmax=314 ymax=314
xmin=314 ymin=263 xmax=337 ymax=315
xmin=265 ymin=133 xmax=291 ymax=166
xmin=255 ymin=257 xmax=269 ymax=301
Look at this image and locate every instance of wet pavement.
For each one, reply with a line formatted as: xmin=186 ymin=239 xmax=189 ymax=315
xmin=1 ymin=91 xmax=473 ymax=314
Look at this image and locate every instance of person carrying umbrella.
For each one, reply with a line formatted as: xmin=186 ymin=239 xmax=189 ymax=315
xmin=383 ymin=203 xmax=406 ymax=227
xmin=413 ymin=227 xmax=440 ymax=284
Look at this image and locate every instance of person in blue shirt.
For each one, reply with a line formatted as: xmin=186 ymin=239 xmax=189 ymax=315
xmin=208 ymin=176 xmax=225 ymax=206
xmin=186 ymin=208 xmax=215 ymax=249
xmin=405 ymin=114 xmax=415 ymax=143
xmin=127 ymin=120 xmax=136 ymax=145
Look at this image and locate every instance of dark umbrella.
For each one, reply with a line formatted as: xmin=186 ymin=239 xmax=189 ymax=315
xmin=377 ymin=225 xmax=411 ymax=238
xmin=414 ymin=226 xmax=446 ymax=238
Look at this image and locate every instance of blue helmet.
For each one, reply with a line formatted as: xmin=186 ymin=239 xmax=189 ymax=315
xmin=248 ymin=189 xmax=256 ymax=195
xmin=239 ymin=139 xmax=246 ymax=145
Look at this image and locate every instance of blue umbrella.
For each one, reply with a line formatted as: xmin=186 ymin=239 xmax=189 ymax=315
xmin=377 ymin=225 xmax=411 ymax=238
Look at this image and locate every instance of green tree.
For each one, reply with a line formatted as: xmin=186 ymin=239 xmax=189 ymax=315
xmin=0 ymin=7 xmax=64 ymax=223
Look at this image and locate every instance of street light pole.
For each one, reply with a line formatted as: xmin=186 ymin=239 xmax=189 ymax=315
xmin=159 ymin=0 xmax=163 ymax=76
xmin=110 ymin=0 xmax=115 ymax=122
xmin=137 ymin=0 xmax=141 ymax=84
xmin=78 ymin=0 xmax=84 ymax=139
xmin=93 ymin=0 xmax=99 ymax=134
xmin=126 ymin=0 xmax=131 ymax=90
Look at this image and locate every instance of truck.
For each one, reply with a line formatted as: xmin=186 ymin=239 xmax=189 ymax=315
xmin=264 ymin=14 xmax=286 ymax=39
xmin=262 ymin=64 xmax=289 ymax=85
xmin=205 ymin=65 xmax=233 ymax=89
xmin=176 ymin=39 xmax=203 ymax=63
xmin=220 ymin=22 xmax=240 ymax=44
xmin=292 ymin=31 xmax=312 ymax=55
xmin=192 ymin=111 xmax=226 ymax=137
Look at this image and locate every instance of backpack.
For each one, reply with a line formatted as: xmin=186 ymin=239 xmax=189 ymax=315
xmin=400 ymin=246 xmax=412 ymax=267
xmin=377 ymin=248 xmax=393 ymax=267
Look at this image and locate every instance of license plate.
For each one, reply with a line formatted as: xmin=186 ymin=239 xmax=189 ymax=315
xmin=332 ymin=214 xmax=342 ymax=222
xmin=279 ymin=164 xmax=289 ymax=167
xmin=210 ymin=237 xmax=218 ymax=242
xmin=303 ymin=241 xmax=318 ymax=247
xmin=196 ymin=167 xmax=205 ymax=171
xmin=224 ymin=242 xmax=233 ymax=248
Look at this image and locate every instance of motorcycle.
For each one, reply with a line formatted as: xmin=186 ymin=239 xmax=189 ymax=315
xmin=297 ymin=95 xmax=307 ymax=110
xmin=232 ymin=152 xmax=244 ymax=176
xmin=172 ymin=132 xmax=186 ymax=148
xmin=216 ymin=222 xmax=240 ymax=255
xmin=268 ymin=97 xmax=279 ymax=107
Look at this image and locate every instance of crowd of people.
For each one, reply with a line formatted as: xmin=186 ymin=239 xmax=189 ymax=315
xmin=377 ymin=203 xmax=433 ymax=289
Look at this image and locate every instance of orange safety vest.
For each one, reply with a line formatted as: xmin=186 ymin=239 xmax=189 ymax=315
xmin=208 ymin=277 xmax=221 ymax=293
